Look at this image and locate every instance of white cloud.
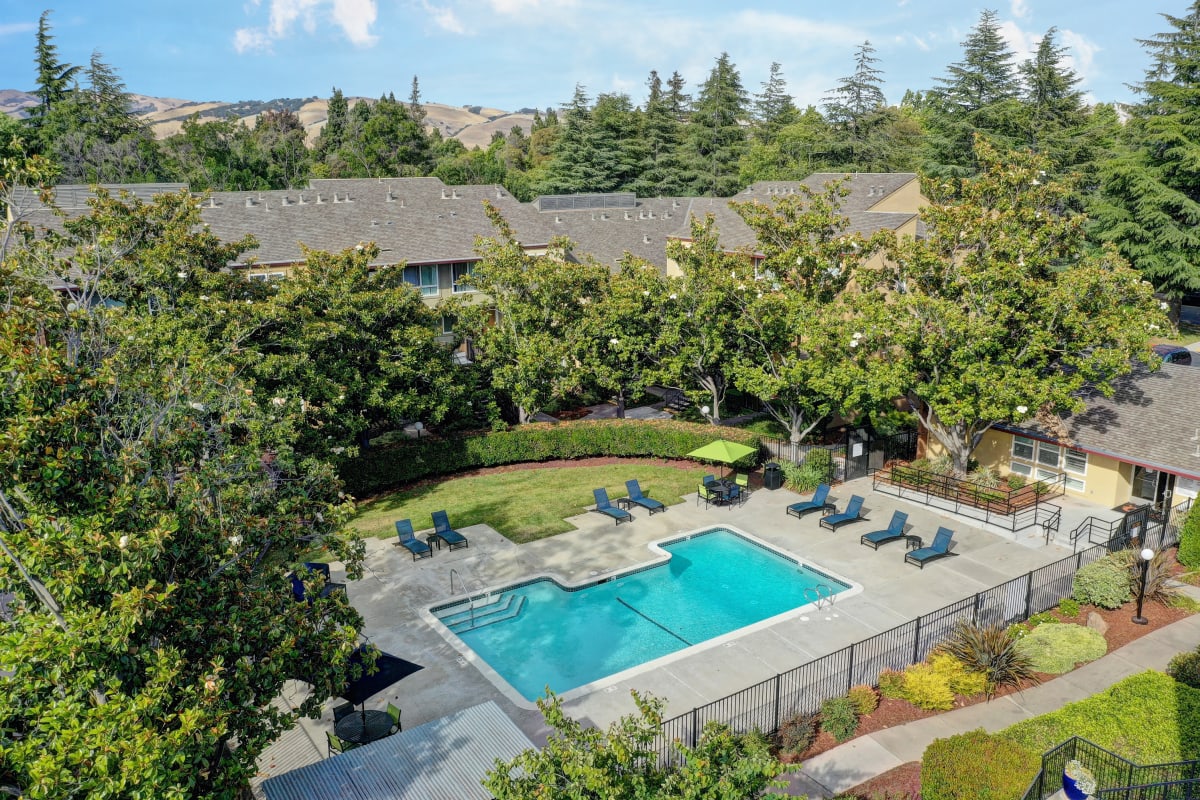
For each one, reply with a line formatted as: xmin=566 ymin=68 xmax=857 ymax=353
xmin=233 ymin=26 xmax=274 ymax=53
xmin=488 ymin=0 xmax=577 ymax=13
xmin=911 ymin=34 xmax=930 ymax=52
xmin=233 ymin=0 xmax=378 ymax=51
xmin=999 ymin=19 xmax=1038 ymax=63
xmin=1010 ymin=0 xmax=1031 ymax=20
xmin=1060 ymin=29 xmax=1100 ymax=87
xmin=421 ymin=1 xmax=465 ymax=34
xmin=0 ymin=22 xmax=37 ymax=37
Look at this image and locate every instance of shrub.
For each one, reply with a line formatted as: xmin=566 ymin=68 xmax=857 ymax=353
xmin=968 ymin=466 xmax=1001 ymax=488
xmin=878 ymin=668 xmax=906 ymax=699
xmin=1179 ymin=501 xmax=1200 ymax=567
xmin=929 ymin=653 xmax=988 ymax=697
xmin=900 ymin=663 xmax=955 ymax=710
xmin=1124 ymin=548 xmax=1180 ymax=605
xmin=781 ymin=458 xmax=829 ymax=493
xmin=939 ymin=621 xmax=1041 ymax=699
xmin=1014 ymin=623 xmax=1107 ymax=674
xmin=1026 ymin=611 xmax=1059 ymax=629
xmin=1167 ymin=647 xmax=1200 ymax=690
xmin=848 ymin=684 xmax=879 ymax=716
xmin=1006 ymin=473 xmax=1027 ymax=490
xmin=820 ymin=696 xmax=860 ymax=743
xmin=1073 ymin=553 xmax=1133 ymax=609
xmin=1058 ymin=597 xmax=1081 ymax=617
xmin=339 ymin=419 xmax=762 ymax=496
xmin=922 ymin=729 xmax=1041 ymax=800
xmin=776 ymin=711 xmax=818 ymax=757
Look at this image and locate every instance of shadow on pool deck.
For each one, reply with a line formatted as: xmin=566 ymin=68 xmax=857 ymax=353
xmin=256 ymin=476 xmax=1085 ymax=786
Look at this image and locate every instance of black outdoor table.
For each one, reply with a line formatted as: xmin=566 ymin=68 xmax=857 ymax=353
xmin=335 ymin=709 xmax=394 ymax=745
xmin=904 ymin=535 xmax=923 ymax=551
xmin=705 ymin=479 xmax=735 ymax=505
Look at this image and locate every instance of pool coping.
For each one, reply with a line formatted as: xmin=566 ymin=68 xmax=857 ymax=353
xmin=420 ymin=523 xmax=864 ymax=710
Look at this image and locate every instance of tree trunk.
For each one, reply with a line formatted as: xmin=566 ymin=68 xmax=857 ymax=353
xmin=615 ymin=386 xmax=626 ymax=419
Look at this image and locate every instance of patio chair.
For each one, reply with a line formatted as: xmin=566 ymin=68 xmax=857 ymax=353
xmin=860 ymin=511 xmax=909 ymax=550
xmin=332 ymin=701 xmax=356 ymax=722
xmin=786 ymin=483 xmax=833 ymax=519
xmin=697 ymin=482 xmax=720 ymax=509
xmin=625 ymin=480 xmax=666 ymax=514
xmin=431 ymin=510 xmax=470 ymax=551
xmin=386 ymin=702 xmax=402 ymax=734
xmin=703 ymin=474 xmax=715 ymax=485
xmin=326 ymin=731 xmax=360 ymax=756
xmin=725 ymin=481 xmax=743 ymax=506
xmin=734 ymin=472 xmax=750 ymax=497
xmin=592 ymin=488 xmax=633 ymax=524
xmin=820 ymin=495 xmax=866 ymax=531
xmin=394 ymin=519 xmax=433 ymax=561
xmin=905 ymin=527 xmax=959 ymax=569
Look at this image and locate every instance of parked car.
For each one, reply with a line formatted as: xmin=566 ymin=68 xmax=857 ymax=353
xmin=1152 ymin=343 xmax=1193 ymax=366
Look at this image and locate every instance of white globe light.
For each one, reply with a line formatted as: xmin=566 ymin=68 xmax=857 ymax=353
xmin=701 ymin=406 xmax=711 ymax=416
xmin=1141 ymin=548 xmax=1155 ymax=561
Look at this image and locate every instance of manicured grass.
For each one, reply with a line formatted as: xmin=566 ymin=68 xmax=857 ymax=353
xmin=732 ymin=417 xmax=790 ymax=438
xmin=1154 ymin=320 xmax=1200 ymax=347
xmin=351 ymin=464 xmax=703 ymax=544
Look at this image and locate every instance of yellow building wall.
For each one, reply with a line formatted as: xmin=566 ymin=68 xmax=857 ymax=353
xmin=965 ymin=429 xmax=1132 ymax=507
xmin=867 ymin=178 xmax=925 ymax=214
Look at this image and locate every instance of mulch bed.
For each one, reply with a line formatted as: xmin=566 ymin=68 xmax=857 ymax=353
xmin=824 ymin=591 xmax=1192 ymax=799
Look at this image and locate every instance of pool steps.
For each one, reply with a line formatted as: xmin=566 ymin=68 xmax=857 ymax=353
xmin=439 ymin=594 xmax=526 ymax=633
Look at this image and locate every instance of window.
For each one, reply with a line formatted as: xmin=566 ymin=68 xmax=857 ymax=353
xmin=452 ymin=263 xmax=475 ymax=294
xmin=247 ymin=271 xmax=286 ymax=282
xmin=1035 ymin=467 xmax=1058 ymax=482
xmin=1064 ymin=449 xmax=1087 ymax=475
xmin=1036 ymin=442 xmax=1061 ymax=469
xmin=1010 ymin=461 xmax=1032 ymax=477
xmin=440 ymin=315 xmax=455 ymax=335
xmin=404 ymin=265 xmax=439 ymax=296
xmin=1012 ymin=436 xmax=1035 ymax=461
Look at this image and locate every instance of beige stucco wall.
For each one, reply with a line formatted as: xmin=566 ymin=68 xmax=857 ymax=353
xmin=965 ymin=429 xmax=1134 ymax=507
xmin=867 ymin=178 xmax=924 ymax=214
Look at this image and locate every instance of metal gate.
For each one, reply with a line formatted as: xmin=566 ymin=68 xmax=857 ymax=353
xmin=844 ymin=428 xmax=919 ymax=482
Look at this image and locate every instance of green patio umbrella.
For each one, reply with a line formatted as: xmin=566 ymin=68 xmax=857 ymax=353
xmin=686 ymin=439 xmax=758 ymax=477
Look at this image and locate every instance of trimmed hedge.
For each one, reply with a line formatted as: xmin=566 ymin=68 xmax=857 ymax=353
xmin=339 ymin=419 xmax=763 ymax=496
xmin=1179 ymin=500 xmax=1200 ymax=567
xmin=1072 ymin=553 xmax=1132 ymax=609
xmin=1013 ymin=623 xmax=1107 ymax=674
xmin=922 ymin=729 xmax=1041 ymax=800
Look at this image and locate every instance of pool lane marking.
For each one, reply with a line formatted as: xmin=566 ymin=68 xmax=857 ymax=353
xmin=616 ymin=597 xmax=693 ymax=646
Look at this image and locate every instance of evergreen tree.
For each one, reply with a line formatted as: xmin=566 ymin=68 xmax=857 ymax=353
xmin=317 ymin=87 xmax=349 ymax=160
xmin=536 ymin=85 xmax=606 ymax=194
xmin=682 ymin=53 xmax=749 ymax=196
xmin=934 ymin=9 xmax=1019 ymax=110
xmin=408 ymin=75 xmax=427 ymax=124
xmin=1088 ymin=1 xmax=1200 ymax=296
xmin=823 ymin=42 xmax=887 ymax=133
xmin=1019 ymin=27 xmax=1086 ymax=165
xmin=589 ymin=92 xmax=643 ymax=192
xmin=28 ymin=10 xmax=80 ymax=127
xmin=753 ymin=61 xmax=798 ymax=143
xmin=666 ymin=71 xmax=692 ymax=121
xmin=632 ymin=70 xmax=686 ymax=196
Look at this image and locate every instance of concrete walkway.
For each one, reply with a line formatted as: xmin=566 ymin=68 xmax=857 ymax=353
xmin=786 ymin=587 xmax=1200 ymax=798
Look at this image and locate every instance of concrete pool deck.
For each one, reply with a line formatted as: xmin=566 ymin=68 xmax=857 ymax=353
xmin=255 ymin=476 xmax=1086 ymax=785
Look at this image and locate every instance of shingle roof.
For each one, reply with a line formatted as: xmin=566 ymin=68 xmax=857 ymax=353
xmin=537 ymin=196 xmax=692 ymax=268
xmin=1002 ymin=363 xmax=1200 ymax=480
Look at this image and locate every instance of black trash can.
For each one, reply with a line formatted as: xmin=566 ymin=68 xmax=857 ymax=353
xmin=763 ymin=462 xmax=783 ymax=490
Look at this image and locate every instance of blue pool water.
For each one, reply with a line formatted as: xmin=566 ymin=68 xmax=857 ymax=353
xmin=431 ymin=528 xmax=850 ymax=701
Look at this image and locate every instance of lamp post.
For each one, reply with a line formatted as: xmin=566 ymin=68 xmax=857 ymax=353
xmin=412 ymin=421 xmax=424 ymax=440
xmin=700 ymin=405 xmax=711 ymax=424
xmin=1132 ymin=547 xmax=1155 ymax=625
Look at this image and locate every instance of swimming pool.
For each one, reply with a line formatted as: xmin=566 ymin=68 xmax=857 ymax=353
xmin=429 ymin=527 xmax=856 ymax=703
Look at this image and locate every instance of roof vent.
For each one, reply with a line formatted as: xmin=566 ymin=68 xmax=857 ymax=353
xmin=386 ymin=189 xmax=395 ymax=202
xmin=262 ymin=200 xmax=269 ymax=212
xmin=399 ymin=198 xmax=405 ymax=208
xmin=208 ymin=197 xmax=217 ymax=208
xmin=245 ymin=197 xmax=256 ymax=208
xmin=648 ymin=210 xmax=655 ymax=219
xmin=664 ymin=211 xmax=671 ymax=219
xmin=867 ymin=186 xmax=876 ymax=197
xmin=281 ymin=196 xmax=292 ymax=206
xmin=316 ymin=193 xmax=324 ymax=204
xmin=371 ymin=219 xmax=379 ymax=226
xmin=600 ymin=212 xmax=608 ymax=220
xmin=333 ymin=193 xmax=341 ymax=203
xmin=624 ymin=211 xmax=632 ymax=220
xmin=643 ymin=235 xmax=651 ymax=244
xmin=555 ymin=215 xmax=562 ymax=223
xmin=344 ymin=193 xmax=353 ymax=203
xmin=451 ymin=189 xmax=460 ymax=199
xmin=441 ymin=189 xmax=450 ymax=199
xmin=298 ymin=193 xmax=307 ymax=205
xmin=495 ymin=187 xmax=504 ymax=198
xmin=673 ymin=199 xmax=680 ymax=208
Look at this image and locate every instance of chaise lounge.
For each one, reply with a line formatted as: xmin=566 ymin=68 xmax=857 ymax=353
xmin=430 ymin=510 xmax=470 ymax=551
xmin=859 ymin=511 xmax=909 ymax=549
xmin=592 ymin=488 xmax=633 ymax=524
xmin=624 ymin=479 xmax=666 ymax=514
xmin=394 ymin=519 xmax=433 ymax=561
xmin=786 ymin=483 xmax=834 ymax=519
xmin=820 ymin=494 xmax=866 ymax=531
xmin=905 ymin=527 xmax=959 ymax=569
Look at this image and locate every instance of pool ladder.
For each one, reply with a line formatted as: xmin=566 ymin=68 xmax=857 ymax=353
xmin=803 ymin=583 xmax=835 ymax=611
xmin=449 ymin=568 xmax=489 ymax=628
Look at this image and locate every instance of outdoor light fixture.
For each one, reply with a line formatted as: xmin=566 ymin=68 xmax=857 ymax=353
xmin=1132 ymin=547 xmax=1155 ymax=625
xmin=700 ymin=406 xmax=711 ymax=419
xmin=413 ymin=421 xmax=424 ymax=440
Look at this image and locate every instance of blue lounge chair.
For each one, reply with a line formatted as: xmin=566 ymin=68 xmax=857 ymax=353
xmin=394 ymin=519 xmax=433 ymax=561
xmin=593 ymin=488 xmax=633 ymax=524
xmin=624 ymin=480 xmax=666 ymax=515
xmin=431 ymin=511 xmax=470 ymax=551
xmin=786 ymin=483 xmax=833 ymax=519
xmin=860 ymin=511 xmax=909 ymax=550
xmin=905 ymin=527 xmax=959 ymax=569
xmin=820 ymin=495 xmax=866 ymax=531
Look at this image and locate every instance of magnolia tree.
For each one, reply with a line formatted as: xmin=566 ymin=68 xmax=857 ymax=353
xmin=728 ymin=181 xmax=885 ymax=442
xmin=0 ymin=176 xmax=366 ymax=798
xmin=660 ymin=216 xmax=747 ymax=424
xmin=855 ymin=137 xmax=1166 ymax=476
xmin=459 ymin=203 xmax=610 ymax=423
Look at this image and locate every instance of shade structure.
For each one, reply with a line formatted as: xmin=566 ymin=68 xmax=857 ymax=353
xmin=340 ymin=646 xmax=423 ymax=706
xmin=686 ymin=439 xmax=757 ymax=465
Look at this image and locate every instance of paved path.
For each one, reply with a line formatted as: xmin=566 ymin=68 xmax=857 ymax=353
xmin=784 ymin=587 xmax=1200 ymax=798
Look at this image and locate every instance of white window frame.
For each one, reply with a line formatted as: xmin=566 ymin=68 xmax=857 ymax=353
xmin=1036 ymin=441 xmax=1061 ymax=469
xmin=1035 ymin=467 xmax=1058 ymax=482
xmin=1009 ymin=461 xmax=1032 ymax=477
xmin=420 ymin=265 xmax=439 ymax=297
xmin=1012 ymin=436 xmax=1035 ymax=461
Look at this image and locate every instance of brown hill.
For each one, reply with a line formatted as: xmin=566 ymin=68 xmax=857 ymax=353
xmin=1 ymin=90 xmax=535 ymax=149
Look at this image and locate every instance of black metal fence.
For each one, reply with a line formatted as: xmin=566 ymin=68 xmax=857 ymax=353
xmin=760 ymin=429 xmax=918 ymax=485
xmin=655 ymin=512 xmax=1186 ymax=756
xmin=1023 ymin=737 xmax=1200 ymax=800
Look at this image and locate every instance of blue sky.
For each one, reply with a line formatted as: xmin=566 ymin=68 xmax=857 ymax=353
xmin=0 ymin=1 xmax=1183 ymax=111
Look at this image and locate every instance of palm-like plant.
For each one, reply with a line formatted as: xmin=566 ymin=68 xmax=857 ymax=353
xmin=1124 ymin=548 xmax=1179 ymax=605
xmin=938 ymin=620 xmax=1041 ymax=699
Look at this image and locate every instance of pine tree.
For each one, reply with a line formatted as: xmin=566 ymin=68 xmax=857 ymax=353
xmin=632 ymin=70 xmax=685 ymax=196
xmin=28 ymin=10 xmax=81 ymax=127
xmin=409 ymin=75 xmax=426 ymax=124
xmin=753 ymin=62 xmax=798 ymax=143
xmin=1019 ymin=28 xmax=1088 ymax=170
xmin=537 ymin=85 xmax=606 ymax=194
xmin=823 ymin=42 xmax=887 ymax=132
xmin=935 ymin=9 xmax=1019 ymax=110
xmin=666 ymin=71 xmax=691 ymax=121
xmin=1088 ymin=1 xmax=1200 ymax=296
xmin=682 ymin=53 xmax=749 ymax=196
xmin=317 ymin=87 xmax=348 ymax=160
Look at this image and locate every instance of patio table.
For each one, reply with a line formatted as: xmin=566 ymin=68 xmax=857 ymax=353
xmin=335 ymin=709 xmax=394 ymax=745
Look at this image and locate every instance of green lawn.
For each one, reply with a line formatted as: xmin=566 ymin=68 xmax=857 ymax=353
xmin=351 ymin=464 xmax=704 ymax=544
xmin=1156 ymin=320 xmax=1200 ymax=347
